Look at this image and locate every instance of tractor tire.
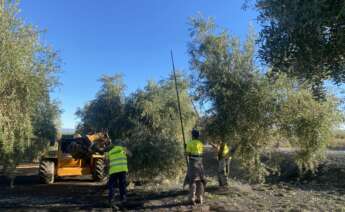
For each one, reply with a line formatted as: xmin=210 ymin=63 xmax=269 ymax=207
xmin=93 ymin=159 xmax=107 ymax=182
xmin=39 ymin=159 xmax=55 ymax=184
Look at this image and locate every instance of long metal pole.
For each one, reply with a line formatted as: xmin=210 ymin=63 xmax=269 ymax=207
xmin=170 ymin=50 xmax=188 ymax=166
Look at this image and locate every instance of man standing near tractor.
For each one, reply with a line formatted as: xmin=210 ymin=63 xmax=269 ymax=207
xmin=100 ymin=139 xmax=131 ymax=205
xmin=185 ymin=129 xmax=206 ymax=205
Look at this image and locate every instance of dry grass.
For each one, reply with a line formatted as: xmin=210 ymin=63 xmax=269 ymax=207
xmin=328 ymin=129 xmax=345 ymax=150
xmin=267 ymin=130 xmax=345 ymax=150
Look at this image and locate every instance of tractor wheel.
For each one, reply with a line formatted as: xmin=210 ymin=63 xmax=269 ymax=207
xmin=39 ymin=159 xmax=55 ymax=184
xmin=93 ymin=159 xmax=107 ymax=182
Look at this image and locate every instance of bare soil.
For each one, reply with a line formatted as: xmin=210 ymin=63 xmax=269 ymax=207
xmin=1 ymin=151 xmax=345 ymax=211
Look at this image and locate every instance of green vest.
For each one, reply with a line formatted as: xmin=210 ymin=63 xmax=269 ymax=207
xmin=107 ymin=146 xmax=128 ymax=175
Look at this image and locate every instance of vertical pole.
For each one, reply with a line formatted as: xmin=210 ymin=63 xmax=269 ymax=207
xmin=170 ymin=50 xmax=188 ymax=166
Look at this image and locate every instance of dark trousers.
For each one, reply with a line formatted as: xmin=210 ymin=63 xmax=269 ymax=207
xmin=108 ymin=171 xmax=127 ymax=202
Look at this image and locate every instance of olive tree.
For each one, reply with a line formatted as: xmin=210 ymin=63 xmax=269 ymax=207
xmin=76 ymin=73 xmax=197 ymax=180
xmin=188 ymin=15 xmax=343 ymax=182
xmin=125 ymin=74 xmax=197 ymax=180
xmin=271 ymin=75 xmax=343 ymax=172
xmin=256 ymin=0 xmax=345 ymax=98
xmin=188 ymin=16 xmax=276 ymax=182
xmin=0 ymin=1 xmax=60 ymax=185
xmin=76 ymin=74 xmax=129 ymax=139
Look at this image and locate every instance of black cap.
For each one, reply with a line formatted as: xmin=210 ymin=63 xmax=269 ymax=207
xmin=192 ymin=129 xmax=200 ymax=139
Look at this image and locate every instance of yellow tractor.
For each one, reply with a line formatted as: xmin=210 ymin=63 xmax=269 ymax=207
xmin=39 ymin=133 xmax=109 ymax=184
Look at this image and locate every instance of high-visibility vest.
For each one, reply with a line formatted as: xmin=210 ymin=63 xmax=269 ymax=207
xmin=222 ymin=144 xmax=229 ymax=157
xmin=186 ymin=139 xmax=204 ymax=157
xmin=107 ymin=146 xmax=128 ymax=175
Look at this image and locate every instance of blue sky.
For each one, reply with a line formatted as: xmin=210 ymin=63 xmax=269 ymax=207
xmin=19 ymin=1 xmax=259 ymax=129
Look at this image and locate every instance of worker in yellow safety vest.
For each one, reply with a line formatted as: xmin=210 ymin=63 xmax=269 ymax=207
xmin=186 ymin=129 xmax=205 ymax=205
xmin=217 ymin=143 xmax=231 ymax=187
xmin=105 ymin=139 xmax=131 ymax=204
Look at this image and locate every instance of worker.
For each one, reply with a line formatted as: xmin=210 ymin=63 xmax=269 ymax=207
xmin=186 ymin=129 xmax=205 ymax=205
xmin=103 ymin=139 xmax=131 ymax=205
xmin=217 ymin=143 xmax=230 ymax=187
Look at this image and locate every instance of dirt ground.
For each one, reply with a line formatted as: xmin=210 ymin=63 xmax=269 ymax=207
xmin=1 ymin=151 xmax=345 ymax=211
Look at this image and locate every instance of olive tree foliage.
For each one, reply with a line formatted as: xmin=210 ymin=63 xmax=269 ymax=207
xmin=76 ymin=75 xmax=128 ymax=139
xmin=255 ymin=0 xmax=345 ymax=98
xmin=128 ymin=74 xmax=196 ymax=142
xmin=76 ymin=73 xmax=196 ymax=180
xmin=28 ymin=97 xmax=60 ymax=160
xmin=126 ymin=74 xmax=196 ymax=179
xmin=0 ymin=1 xmax=60 ymax=172
xmin=188 ymin=16 xmax=343 ymax=182
xmin=189 ymin=16 xmax=276 ymax=182
xmin=272 ymin=75 xmax=343 ymax=172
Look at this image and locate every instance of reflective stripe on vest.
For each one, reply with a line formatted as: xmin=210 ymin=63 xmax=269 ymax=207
xmin=107 ymin=146 xmax=128 ymax=175
xmin=186 ymin=139 xmax=203 ymax=156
